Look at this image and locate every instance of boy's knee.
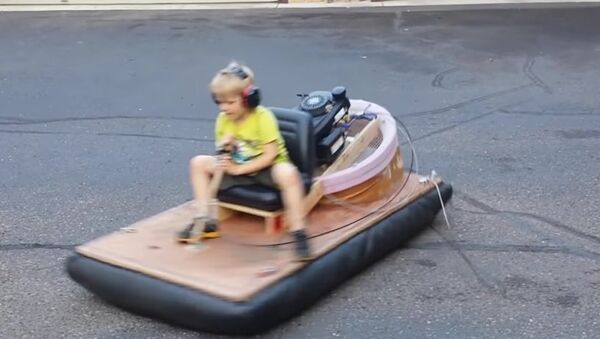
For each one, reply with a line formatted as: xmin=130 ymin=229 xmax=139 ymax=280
xmin=190 ymin=155 xmax=213 ymax=172
xmin=273 ymin=163 xmax=301 ymax=186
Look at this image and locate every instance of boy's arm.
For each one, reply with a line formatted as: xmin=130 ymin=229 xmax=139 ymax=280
xmin=214 ymin=113 xmax=225 ymax=146
xmin=226 ymin=141 xmax=278 ymax=175
xmin=215 ymin=114 xmax=236 ymax=152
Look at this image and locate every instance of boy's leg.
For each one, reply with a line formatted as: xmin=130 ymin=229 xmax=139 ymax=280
xmin=271 ymin=163 xmax=312 ymax=260
xmin=178 ymin=155 xmax=219 ymax=240
xmin=190 ymin=155 xmax=218 ymax=217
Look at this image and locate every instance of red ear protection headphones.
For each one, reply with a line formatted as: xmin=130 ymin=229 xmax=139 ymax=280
xmin=212 ymin=65 xmax=261 ymax=109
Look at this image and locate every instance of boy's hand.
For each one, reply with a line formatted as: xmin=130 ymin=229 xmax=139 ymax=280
xmin=218 ymin=135 xmax=236 ymax=153
xmin=217 ymin=155 xmax=243 ymax=176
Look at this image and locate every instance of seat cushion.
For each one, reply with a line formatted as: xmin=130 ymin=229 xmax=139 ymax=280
xmin=217 ymin=174 xmax=313 ymax=212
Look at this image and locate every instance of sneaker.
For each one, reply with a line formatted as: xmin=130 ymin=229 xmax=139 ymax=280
xmin=202 ymin=219 xmax=220 ymax=239
xmin=292 ymin=230 xmax=312 ymax=261
xmin=176 ymin=220 xmax=198 ymax=241
xmin=176 ymin=217 xmax=219 ymax=242
xmin=177 ymin=224 xmax=194 ymax=240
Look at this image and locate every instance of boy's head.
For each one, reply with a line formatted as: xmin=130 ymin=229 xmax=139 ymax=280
xmin=210 ymin=62 xmax=261 ymax=119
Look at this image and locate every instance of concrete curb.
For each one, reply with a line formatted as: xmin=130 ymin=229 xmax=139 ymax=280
xmin=1 ymin=0 xmax=599 ymax=11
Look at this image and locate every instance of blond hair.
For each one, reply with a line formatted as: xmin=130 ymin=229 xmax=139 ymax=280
xmin=209 ymin=61 xmax=255 ymax=97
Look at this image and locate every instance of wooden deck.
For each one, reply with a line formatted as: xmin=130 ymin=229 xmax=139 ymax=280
xmin=76 ymin=152 xmax=438 ymax=302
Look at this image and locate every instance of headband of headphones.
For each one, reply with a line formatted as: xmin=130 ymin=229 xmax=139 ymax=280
xmin=213 ymin=64 xmax=261 ymax=108
xmin=224 ymin=65 xmax=249 ymax=80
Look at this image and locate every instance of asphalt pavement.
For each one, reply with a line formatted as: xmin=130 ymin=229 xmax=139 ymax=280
xmin=1 ymin=6 xmax=599 ymax=338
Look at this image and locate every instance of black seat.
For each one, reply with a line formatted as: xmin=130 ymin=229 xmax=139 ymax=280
xmin=217 ymin=107 xmax=316 ymax=211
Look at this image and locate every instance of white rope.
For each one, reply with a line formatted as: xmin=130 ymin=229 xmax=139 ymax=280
xmin=391 ymin=111 xmax=451 ymax=230
xmin=421 ymin=170 xmax=451 ymax=230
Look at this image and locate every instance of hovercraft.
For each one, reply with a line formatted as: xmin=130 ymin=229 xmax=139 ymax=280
xmin=66 ymin=87 xmax=453 ymax=335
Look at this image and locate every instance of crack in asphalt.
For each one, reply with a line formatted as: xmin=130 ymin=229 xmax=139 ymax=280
xmin=523 ymin=56 xmax=553 ymax=94
xmin=0 ymin=129 xmax=213 ymax=142
xmin=399 ymin=84 xmax=533 ymax=118
xmin=498 ymin=109 xmax=599 ymax=116
xmin=428 ymin=226 xmax=498 ymax=292
xmin=0 ymin=129 xmax=71 ymax=136
xmin=411 ymin=110 xmax=496 ymax=142
xmin=0 ymin=243 xmax=75 ymax=251
xmin=95 ymin=132 xmax=212 ymax=142
xmin=0 ymin=115 xmax=214 ymax=126
xmin=410 ymin=241 xmax=600 ymax=261
xmin=0 ymin=116 xmax=30 ymax=122
xmin=456 ymin=192 xmax=600 ymax=245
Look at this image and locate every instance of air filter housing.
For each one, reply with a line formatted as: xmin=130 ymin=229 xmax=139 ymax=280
xmin=299 ymin=91 xmax=333 ymax=117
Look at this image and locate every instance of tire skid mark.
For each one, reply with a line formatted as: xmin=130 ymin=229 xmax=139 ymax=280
xmin=401 ymin=84 xmax=533 ymax=118
xmin=432 ymin=67 xmax=459 ymax=89
xmin=523 ymin=56 xmax=552 ymax=94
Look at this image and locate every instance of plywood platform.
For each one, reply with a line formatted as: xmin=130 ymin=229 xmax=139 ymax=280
xmin=76 ymin=154 xmax=438 ymax=302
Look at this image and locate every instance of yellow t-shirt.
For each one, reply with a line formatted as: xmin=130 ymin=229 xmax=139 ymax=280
xmin=215 ymin=106 xmax=289 ymax=165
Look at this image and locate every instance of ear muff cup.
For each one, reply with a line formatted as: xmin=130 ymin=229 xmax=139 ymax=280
xmin=243 ymin=85 xmax=261 ymax=109
xmin=211 ymin=87 xmax=260 ymax=108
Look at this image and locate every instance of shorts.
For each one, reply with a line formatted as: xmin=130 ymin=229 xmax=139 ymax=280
xmin=219 ymin=167 xmax=278 ymax=191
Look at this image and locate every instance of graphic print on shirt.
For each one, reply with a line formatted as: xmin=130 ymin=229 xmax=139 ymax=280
xmin=230 ymin=139 xmax=262 ymax=164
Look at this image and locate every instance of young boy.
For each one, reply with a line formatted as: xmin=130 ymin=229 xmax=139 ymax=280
xmin=180 ymin=62 xmax=312 ymax=261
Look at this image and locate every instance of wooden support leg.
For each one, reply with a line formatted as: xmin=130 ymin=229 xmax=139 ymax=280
xmin=265 ymin=214 xmax=286 ymax=235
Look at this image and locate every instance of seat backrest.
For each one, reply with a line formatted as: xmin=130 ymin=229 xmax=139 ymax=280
xmin=270 ymin=107 xmax=315 ymax=179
